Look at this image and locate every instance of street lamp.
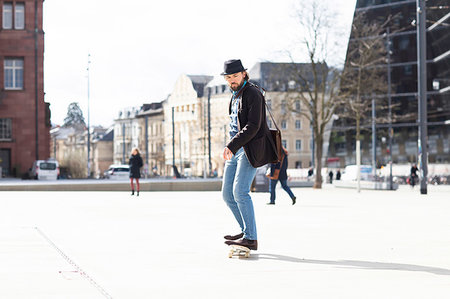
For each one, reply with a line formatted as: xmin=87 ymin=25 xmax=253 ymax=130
xmin=416 ymin=0 xmax=429 ymax=195
xmin=386 ymin=28 xmax=393 ymax=190
xmin=87 ymin=54 xmax=91 ymax=178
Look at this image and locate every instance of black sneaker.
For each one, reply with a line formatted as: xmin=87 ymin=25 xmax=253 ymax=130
xmin=224 ymin=232 xmax=244 ymax=240
xmin=225 ymin=238 xmax=258 ymax=250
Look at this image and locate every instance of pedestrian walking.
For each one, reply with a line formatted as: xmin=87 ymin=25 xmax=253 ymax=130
xmin=221 ymin=59 xmax=278 ymax=251
xmin=328 ymin=170 xmax=334 ymax=184
xmin=129 ymin=148 xmax=143 ymax=196
xmin=267 ymin=147 xmax=296 ymax=205
xmin=336 ymin=169 xmax=341 ymax=180
xmin=409 ymin=163 xmax=418 ymax=188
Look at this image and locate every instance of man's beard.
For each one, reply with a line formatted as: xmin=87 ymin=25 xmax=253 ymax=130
xmin=230 ymin=79 xmax=245 ymax=92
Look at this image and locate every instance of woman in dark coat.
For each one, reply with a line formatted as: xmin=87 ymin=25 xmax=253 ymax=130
xmin=129 ymin=148 xmax=143 ymax=196
xmin=267 ymin=147 xmax=296 ymax=205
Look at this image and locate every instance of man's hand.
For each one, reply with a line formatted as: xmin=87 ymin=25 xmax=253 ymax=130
xmin=223 ymin=147 xmax=233 ymax=160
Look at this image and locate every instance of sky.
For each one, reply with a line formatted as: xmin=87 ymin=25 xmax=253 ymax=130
xmin=43 ymin=0 xmax=357 ymax=127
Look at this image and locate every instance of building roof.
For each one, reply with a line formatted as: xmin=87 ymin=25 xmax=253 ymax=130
xmin=100 ymin=127 xmax=114 ymax=141
xmin=187 ymin=75 xmax=213 ymax=98
xmin=50 ymin=126 xmax=77 ymax=139
xmin=116 ymin=106 xmax=140 ymax=120
xmin=136 ymin=102 xmax=164 ymax=117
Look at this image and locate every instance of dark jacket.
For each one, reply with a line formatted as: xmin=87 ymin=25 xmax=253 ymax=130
xmin=270 ymin=149 xmax=288 ymax=180
xmin=226 ymin=83 xmax=278 ymax=168
xmin=129 ymin=154 xmax=143 ymax=178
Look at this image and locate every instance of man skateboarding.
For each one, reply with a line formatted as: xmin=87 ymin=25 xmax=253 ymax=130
xmin=220 ymin=59 xmax=278 ymax=251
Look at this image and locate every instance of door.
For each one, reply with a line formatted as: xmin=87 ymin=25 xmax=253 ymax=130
xmin=0 ymin=149 xmax=11 ymax=177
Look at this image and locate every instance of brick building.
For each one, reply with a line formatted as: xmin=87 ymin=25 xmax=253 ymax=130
xmin=0 ymin=0 xmax=50 ymax=177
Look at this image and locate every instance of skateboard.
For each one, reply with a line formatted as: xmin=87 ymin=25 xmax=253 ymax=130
xmin=228 ymin=245 xmax=251 ymax=258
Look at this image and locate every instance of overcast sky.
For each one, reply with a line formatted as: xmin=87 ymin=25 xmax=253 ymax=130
xmin=43 ymin=0 xmax=357 ymax=127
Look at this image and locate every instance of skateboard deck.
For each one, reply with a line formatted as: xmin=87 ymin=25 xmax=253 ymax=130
xmin=228 ymin=245 xmax=250 ymax=258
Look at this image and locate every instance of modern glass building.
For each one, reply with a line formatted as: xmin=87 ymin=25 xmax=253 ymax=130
xmin=328 ymin=0 xmax=450 ymax=167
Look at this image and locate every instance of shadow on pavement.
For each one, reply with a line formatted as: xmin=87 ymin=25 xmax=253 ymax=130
xmin=249 ymin=253 xmax=450 ymax=276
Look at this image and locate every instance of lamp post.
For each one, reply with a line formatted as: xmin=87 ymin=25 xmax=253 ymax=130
xmin=86 ymin=54 xmax=91 ymax=178
xmin=371 ymin=97 xmax=376 ymax=180
xmin=145 ymin=115 xmax=149 ymax=178
xmin=207 ymin=87 xmax=212 ymax=177
xmin=122 ymin=122 xmax=125 ymax=164
xmin=386 ymin=28 xmax=393 ymax=190
xmin=172 ymin=106 xmax=176 ymax=177
xmin=416 ymin=0 xmax=428 ymax=195
xmin=311 ymin=119 xmax=315 ymax=168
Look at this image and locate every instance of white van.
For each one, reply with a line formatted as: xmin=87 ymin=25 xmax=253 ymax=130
xmin=104 ymin=164 xmax=130 ymax=180
xmin=29 ymin=160 xmax=59 ymax=180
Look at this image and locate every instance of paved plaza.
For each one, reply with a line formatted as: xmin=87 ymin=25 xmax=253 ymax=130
xmin=0 ymin=184 xmax=449 ymax=298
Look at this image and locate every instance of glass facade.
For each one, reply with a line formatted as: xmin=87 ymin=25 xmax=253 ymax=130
xmin=329 ymin=0 xmax=450 ymax=166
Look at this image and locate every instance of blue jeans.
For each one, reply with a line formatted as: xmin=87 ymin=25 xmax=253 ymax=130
xmin=269 ymin=179 xmax=295 ymax=203
xmin=222 ymin=147 xmax=257 ymax=240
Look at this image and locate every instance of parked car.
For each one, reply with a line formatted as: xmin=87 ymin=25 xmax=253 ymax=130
xmin=104 ymin=164 xmax=130 ymax=180
xmin=29 ymin=160 xmax=59 ymax=180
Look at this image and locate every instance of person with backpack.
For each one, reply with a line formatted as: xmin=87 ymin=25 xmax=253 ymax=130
xmin=267 ymin=147 xmax=296 ymax=205
xmin=129 ymin=148 xmax=143 ymax=196
xmin=221 ymin=59 xmax=278 ymax=251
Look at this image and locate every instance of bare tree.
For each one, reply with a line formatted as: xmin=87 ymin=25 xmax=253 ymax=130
xmin=61 ymin=150 xmax=86 ymax=179
xmin=277 ymin=1 xmax=342 ymax=188
xmin=337 ymin=13 xmax=393 ymax=191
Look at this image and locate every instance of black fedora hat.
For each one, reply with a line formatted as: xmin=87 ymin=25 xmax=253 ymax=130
xmin=221 ymin=59 xmax=247 ymax=75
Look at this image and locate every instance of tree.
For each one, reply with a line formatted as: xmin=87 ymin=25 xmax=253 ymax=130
xmin=63 ymin=102 xmax=86 ymax=128
xmin=60 ymin=149 xmax=86 ymax=179
xmin=337 ymin=13 xmax=394 ymax=192
xmin=278 ymin=0 xmax=341 ymax=189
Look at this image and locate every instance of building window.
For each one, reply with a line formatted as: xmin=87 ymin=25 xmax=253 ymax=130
xmin=295 ymin=161 xmax=302 ymax=168
xmin=295 ymin=100 xmax=300 ymax=112
xmin=282 ymin=139 xmax=287 ymax=149
xmin=14 ymin=2 xmax=25 ymax=29
xmin=0 ymin=118 xmax=12 ymax=141
xmin=2 ymin=3 xmax=13 ymax=29
xmin=281 ymin=100 xmax=286 ymax=114
xmin=398 ymin=35 xmax=409 ymax=50
xmin=2 ymin=2 xmax=24 ymax=30
xmin=295 ymin=120 xmax=301 ymax=129
xmin=404 ymin=65 xmax=412 ymax=75
xmin=288 ymin=80 xmax=296 ymax=90
xmin=4 ymin=58 xmax=24 ymax=90
xmin=296 ymin=140 xmax=301 ymax=151
xmin=281 ymin=120 xmax=287 ymax=129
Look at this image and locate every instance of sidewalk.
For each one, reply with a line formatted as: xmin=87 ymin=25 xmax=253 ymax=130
xmin=0 ymin=185 xmax=449 ymax=298
xmin=0 ymin=178 xmax=223 ymax=191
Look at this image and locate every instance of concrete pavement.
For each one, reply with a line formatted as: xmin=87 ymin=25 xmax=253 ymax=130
xmin=0 ymin=185 xmax=449 ymax=298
